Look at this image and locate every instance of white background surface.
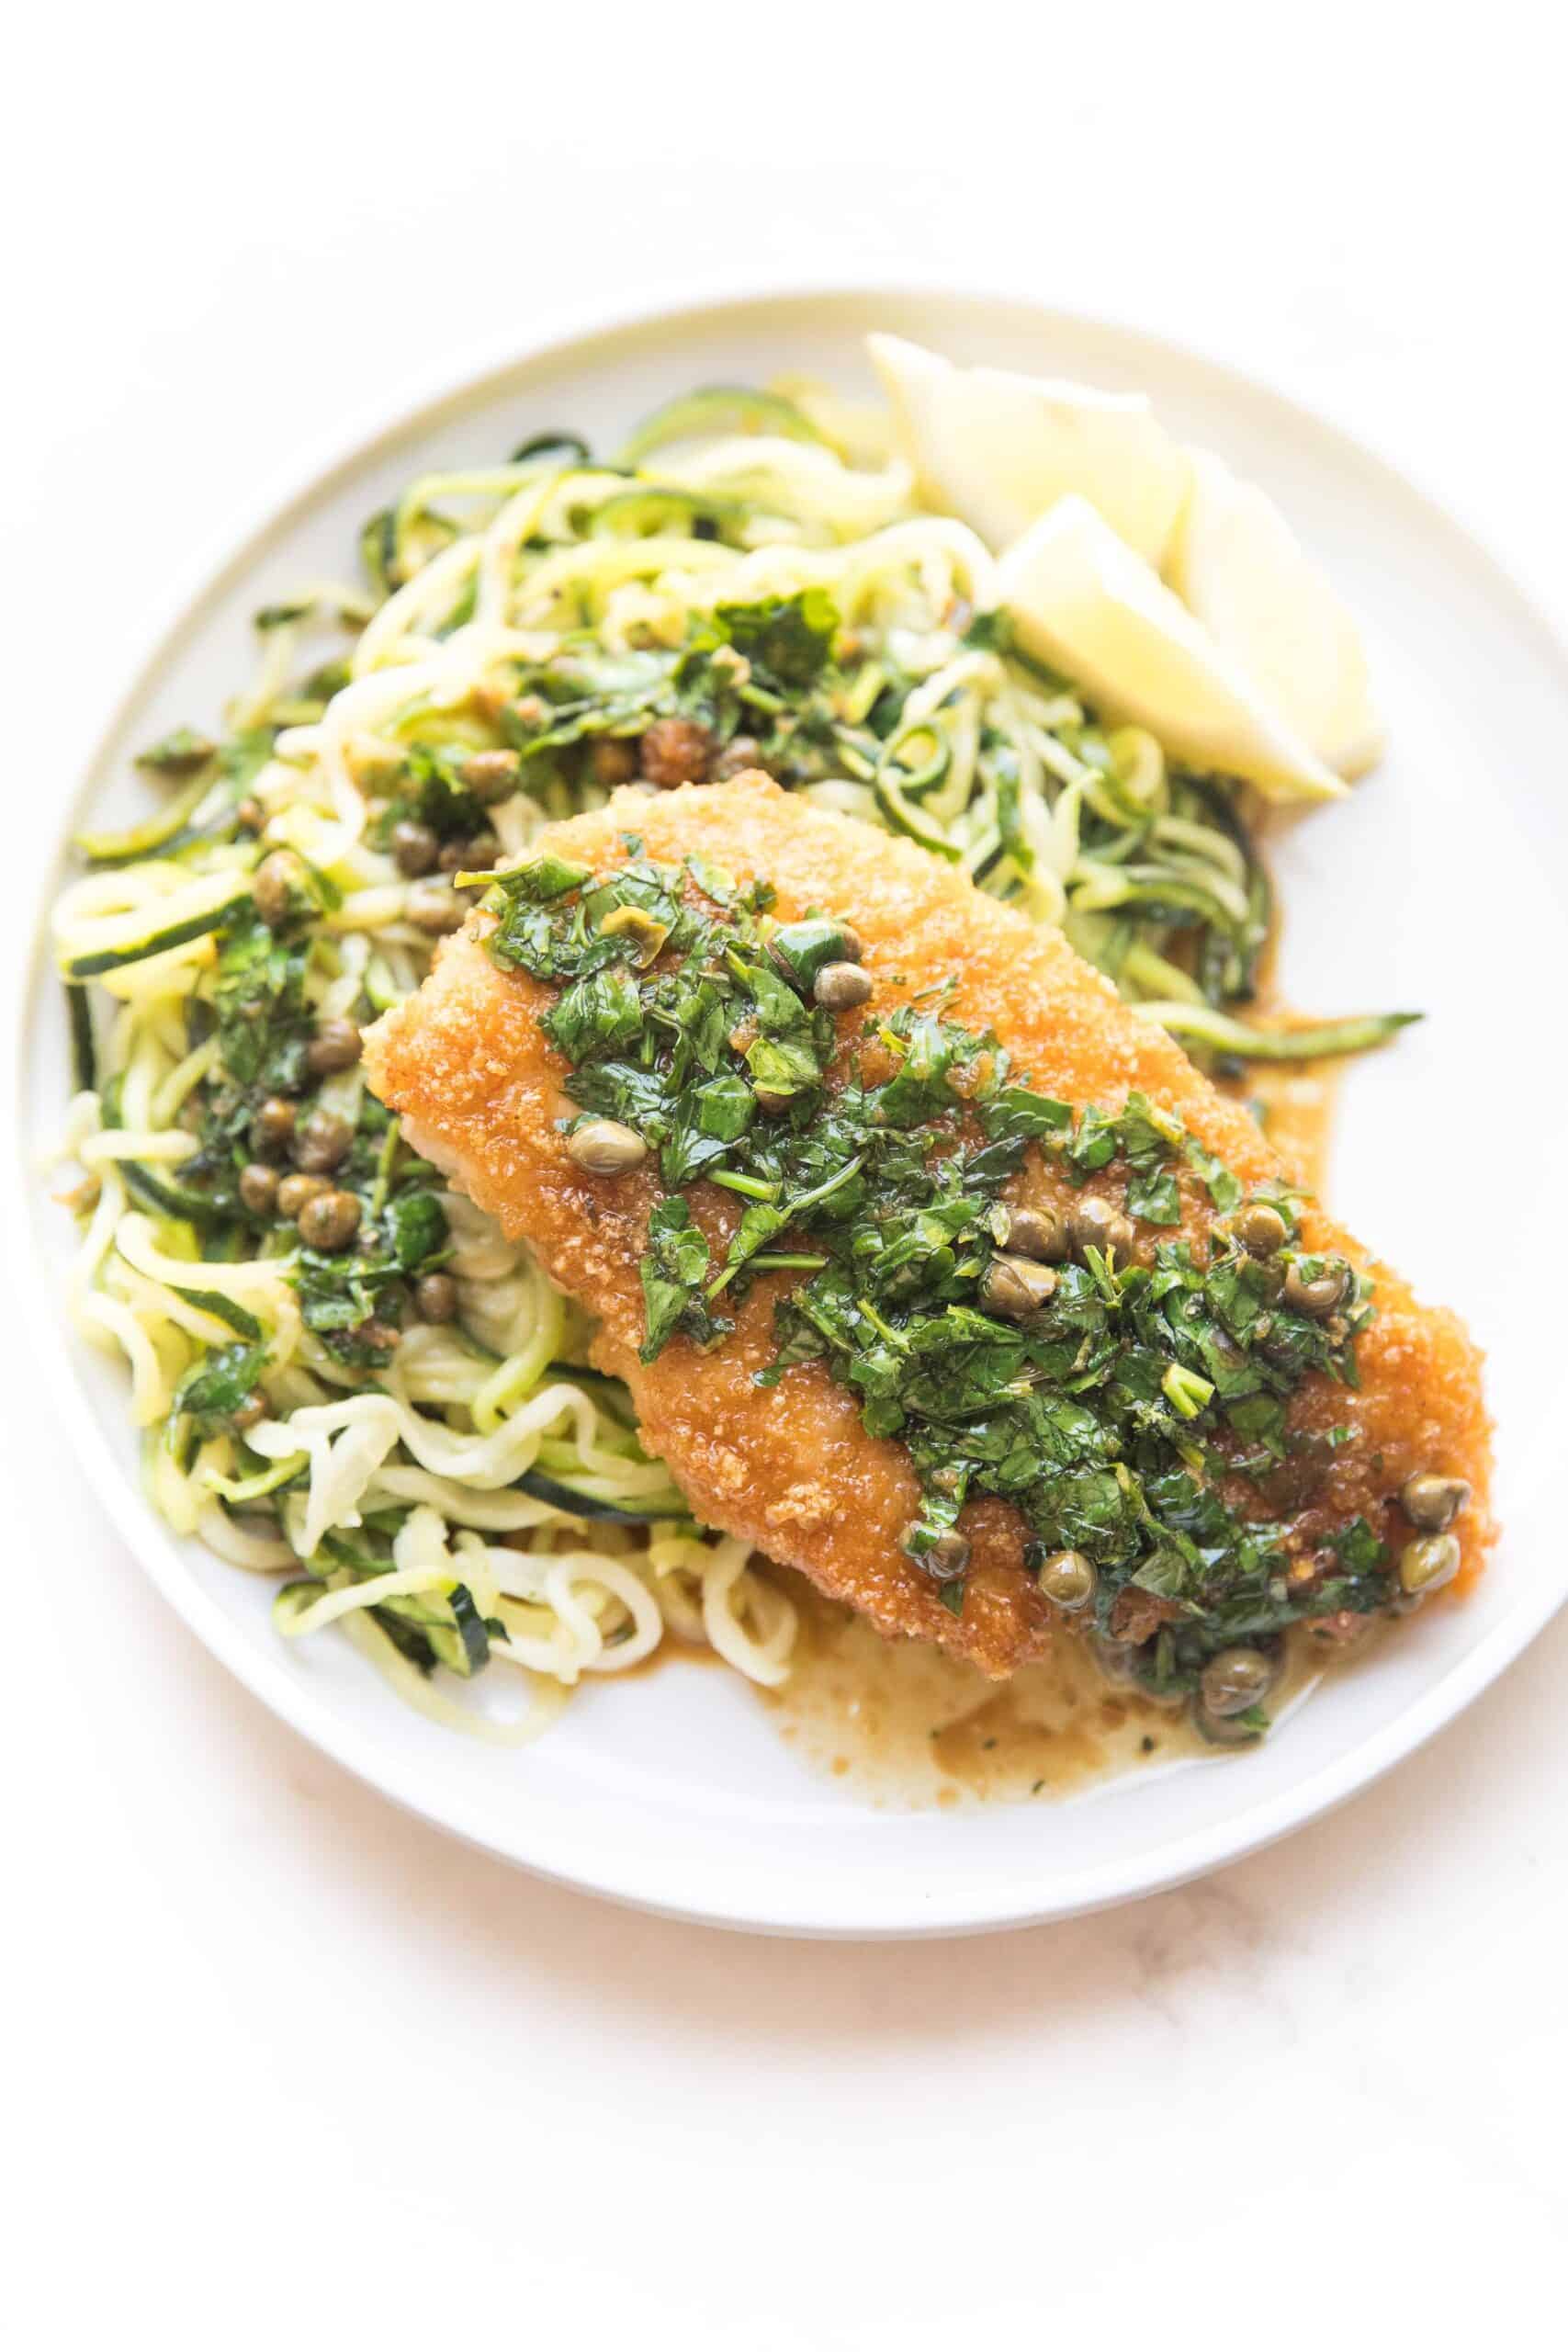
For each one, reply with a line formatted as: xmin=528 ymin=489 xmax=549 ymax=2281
xmin=6 ymin=6 xmax=1566 ymax=2343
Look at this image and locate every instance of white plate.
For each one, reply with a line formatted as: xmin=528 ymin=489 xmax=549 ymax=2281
xmin=13 ymin=285 xmax=1564 ymax=1937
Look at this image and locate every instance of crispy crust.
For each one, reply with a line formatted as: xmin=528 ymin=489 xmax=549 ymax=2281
xmin=363 ymin=774 xmax=1495 ymax=1675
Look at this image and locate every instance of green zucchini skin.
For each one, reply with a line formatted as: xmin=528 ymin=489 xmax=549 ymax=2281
xmin=434 ymin=1584 xmax=491 ymax=1677
xmin=66 ymin=983 xmax=96 ymax=1091
xmin=62 ymin=886 xmax=252 ymax=979
xmin=517 ymin=1468 xmax=687 ymax=1525
xmin=615 ymin=386 xmax=823 ymax=467
xmin=872 ymin=767 xmax=962 ymax=858
xmin=588 ymin=486 xmax=746 ymax=542
xmin=544 ymin=1361 xmax=635 ymax=1412
xmin=1146 ymin=1003 xmax=1422 ymax=1063
xmin=376 ymin=1582 xmax=494 ymax=1678
xmin=282 ymin=1559 xmax=497 ymax=1682
xmin=170 ymin=1286 xmax=264 ymax=1340
xmin=117 ymin=1157 xmax=249 ymax=1230
xmin=99 ymin=1078 xmax=258 ymax=1232
xmin=511 ymin=431 xmax=592 ymax=465
xmin=74 ymin=772 xmax=217 ymax=866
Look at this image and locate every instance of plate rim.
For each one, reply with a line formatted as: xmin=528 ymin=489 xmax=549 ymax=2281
xmin=12 ymin=270 xmax=1565 ymax=1939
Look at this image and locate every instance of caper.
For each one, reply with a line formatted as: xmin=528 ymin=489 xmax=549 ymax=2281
xmin=813 ymin=960 xmax=873 ymax=1012
xmin=979 ymin=1252 xmax=1058 ymax=1320
xmin=252 ymin=850 xmax=304 ymax=930
xmin=1068 ymin=1196 xmax=1136 ymax=1263
xmin=350 ymin=751 xmax=402 ymax=796
xmin=234 ymin=797 xmax=265 ymax=835
xmin=1282 ymin=1260 xmax=1349 ymax=1317
xmin=914 ymin=1529 xmax=971 ymax=1579
xmin=276 ymin=1171 xmax=329 ymax=1220
xmin=391 ymin=820 xmax=439 ymax=876
xmin=238 ymin=1162 xmax=280 ymax=1216
xmin=413 ymin=1272 xmax=458 ymax=1325
xmin=250 ymin=1096 xmax=297 ymax=1159
xmin=590 ymin=737 xmax=639 ymax=789
xmin=305 ymin=1018 xmax=363 ymax=1077
xmin=566 ymin=1119 xmax=648 ymax=1176
xmin=1228 ymin=1200 xmax=1289 ymax=1257
xmin=231 ymin=1388 xmax=268 ymax=1432
xmin=299 ymin=1188 xmax=362 ymax=1250
xmin=1401 ymin=1472 xmax=1471 ymax=1532
xmin=1037 ymin=1549 xmax=1097 ymax=1611
xmin=293 ymin=1109 xmax=353 ymax=1173
xmin=1399 ymin=1532 xmax=1461 ymax=1597
xmin=405 ymin=882 xmax=466 ymax=934
xmin=1002 ymin=1204 xmax=1067 ymax=1264
xmin=353 ymin=1317 xmax=401 ymax=1356
xmin=639 ymin=716 xmax=715 ymax=787
xmin=1200 ymin=1645 xmax=1279 ymax=1718
xmin=460 ymin=748 xmax=524 ymax=802
xmin=753 ymin=1086 xmax=794 ymax=1116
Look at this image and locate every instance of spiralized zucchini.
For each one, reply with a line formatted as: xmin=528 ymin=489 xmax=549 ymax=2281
xmin=51 ymin=375 xmax=1394 ymax=1742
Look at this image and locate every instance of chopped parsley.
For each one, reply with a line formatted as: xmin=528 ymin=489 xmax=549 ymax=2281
xmin=369 ymin=741 xmax=490 ymax=851
xmin=479 ymin=851 xmax=1387 ymax=1696
xmin=173 ymin=1341 xmax=270 ymax=1435
xmin=476 ymin=588 xmax=877 ymax=790
xmin=714 ymin=588 xmax=839 ymax=687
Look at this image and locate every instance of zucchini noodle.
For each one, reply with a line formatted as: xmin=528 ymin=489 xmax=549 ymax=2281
xmin=50 ymin=370 xmax=1396 ymax=1746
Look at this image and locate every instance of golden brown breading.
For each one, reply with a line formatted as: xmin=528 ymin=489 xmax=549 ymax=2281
xmin=363 ymin=773 xmax=1494 ymax=1676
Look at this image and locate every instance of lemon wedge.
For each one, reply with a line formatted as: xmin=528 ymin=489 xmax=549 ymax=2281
xmin=1167 ymin=448 xmax=1383 ymax=780
xmin=867 ymin=333 xmax=1190 ymax=567
xmin=997 ymin=497 xmax=1346 ymax=804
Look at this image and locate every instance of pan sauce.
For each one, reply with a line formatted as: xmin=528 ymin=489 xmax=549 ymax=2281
xmin=759 ymin=1568 xmax=1323 ymax=1807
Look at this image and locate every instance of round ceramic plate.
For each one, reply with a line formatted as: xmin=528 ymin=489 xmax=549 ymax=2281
xmin=14 ymin=286 xmax=1564 ymax=1936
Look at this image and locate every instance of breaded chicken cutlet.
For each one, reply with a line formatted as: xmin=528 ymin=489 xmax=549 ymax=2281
xmin=363 ymin=773 xmax=1493 ymax=1707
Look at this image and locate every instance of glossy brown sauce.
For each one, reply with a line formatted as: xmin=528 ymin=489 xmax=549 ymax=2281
xmin=758 ymin=1568 xmax=1322 ymax=1807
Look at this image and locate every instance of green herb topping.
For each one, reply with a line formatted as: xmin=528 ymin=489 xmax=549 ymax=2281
xmin=112 ymin=885 xmax=454 ymax=1365
xmin=481 ymin=851 xmax=1389 ymax=1704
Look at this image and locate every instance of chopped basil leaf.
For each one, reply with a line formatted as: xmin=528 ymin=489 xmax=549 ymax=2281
xmin=638 ymin=1198 xmax=731 ymax=1361
xmin=714 ymin=588 xmax=839 ymax=687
